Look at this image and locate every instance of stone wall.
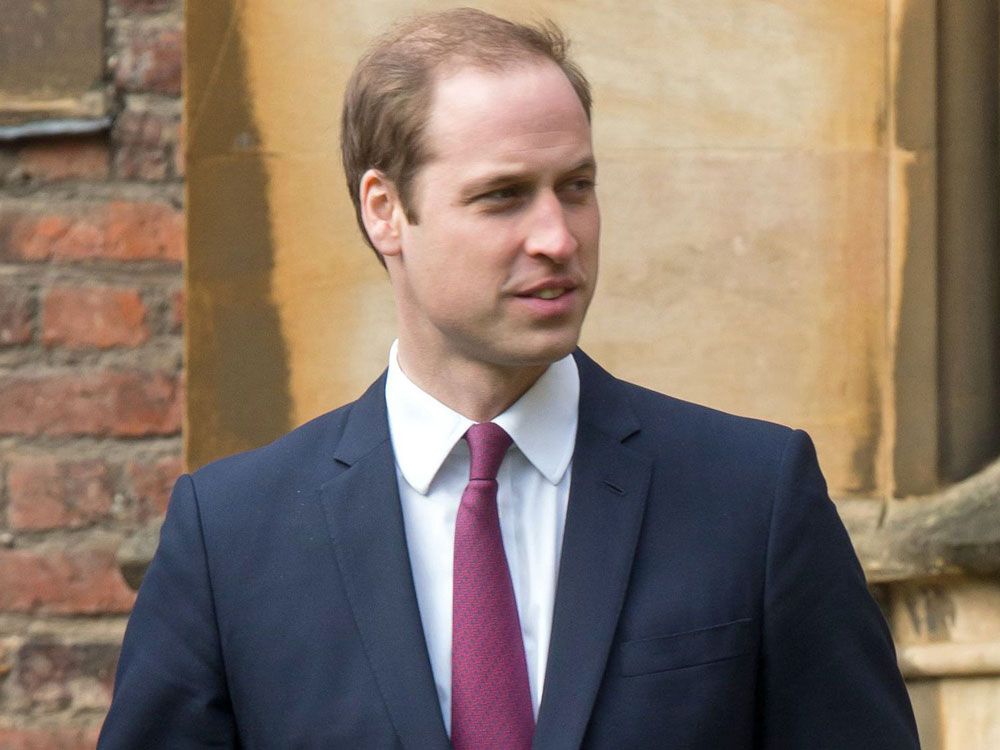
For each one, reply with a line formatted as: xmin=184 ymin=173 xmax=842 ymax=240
xmin=0 ymin=1 xmax=184 ymax=745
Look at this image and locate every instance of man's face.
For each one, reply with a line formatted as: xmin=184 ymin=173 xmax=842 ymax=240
xmin=386 ymin=60 xmax=600 ymax=376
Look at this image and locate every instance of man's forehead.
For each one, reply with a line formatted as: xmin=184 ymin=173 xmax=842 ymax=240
xmin=430 ymin=59 xmax=581 ymax=116
xmin=421 ymin=61 xmax=592 ymax=164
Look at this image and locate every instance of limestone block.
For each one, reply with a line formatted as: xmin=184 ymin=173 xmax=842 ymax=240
xmin=571 ymin=0 xmax=885 ymax=149
xmin=583 ymin=150 xmax=886 ymax=494
xmin=891 ymin=578 xmax=1000 ymax=646
xmin=907 ymin=677 xmax=1000 ymax=750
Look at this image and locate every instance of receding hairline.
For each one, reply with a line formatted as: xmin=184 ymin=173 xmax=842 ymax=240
xmin=356 ymin=9 xmax=590 ymax=118
xmin=418 ymin=56 xmax=594 ymax=161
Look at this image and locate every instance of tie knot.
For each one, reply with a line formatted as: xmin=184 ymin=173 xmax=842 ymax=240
xmin=464 ymin=422 xmax=512 ymax=481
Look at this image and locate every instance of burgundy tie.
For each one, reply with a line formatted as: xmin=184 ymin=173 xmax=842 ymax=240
xmin=451 ymin=422 xmax=534 ymax=750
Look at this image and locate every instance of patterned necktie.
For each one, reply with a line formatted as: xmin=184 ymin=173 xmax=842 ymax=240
xmin=451 ymin=422 xmax=534 ymax=750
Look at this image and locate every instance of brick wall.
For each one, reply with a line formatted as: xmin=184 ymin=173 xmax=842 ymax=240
xmin=0 ymin=1 xmax=184 ymax=746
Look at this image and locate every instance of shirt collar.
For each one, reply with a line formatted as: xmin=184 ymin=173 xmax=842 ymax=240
xmin=384 ymin=340 xmax=579 ymax=494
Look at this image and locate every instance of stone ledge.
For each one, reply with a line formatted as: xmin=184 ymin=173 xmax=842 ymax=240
xmin=841 ymin=456 xmax=1000 ymax=583
xmin=899 ymin=641 xmax=1000 ymax=679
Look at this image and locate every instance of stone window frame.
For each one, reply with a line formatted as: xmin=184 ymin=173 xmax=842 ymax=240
xmin=0 ymin=0 xmax=110 ymax=141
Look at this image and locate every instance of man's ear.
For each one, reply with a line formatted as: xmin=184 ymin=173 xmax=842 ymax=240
xmin=360 ymin=169 xmax=406 ymax=258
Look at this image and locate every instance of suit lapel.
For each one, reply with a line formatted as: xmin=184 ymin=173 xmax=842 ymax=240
xmin=319 ymin=375 xmax=451 ymax=750
xmin=533 ymin=352 xmax=652 ymax=750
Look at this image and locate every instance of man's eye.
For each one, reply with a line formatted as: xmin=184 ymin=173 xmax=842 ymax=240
xmin=560 ymin=178 xmax=596 ymax=200
xmin=481 ymin=186 xmax=523 ymax=202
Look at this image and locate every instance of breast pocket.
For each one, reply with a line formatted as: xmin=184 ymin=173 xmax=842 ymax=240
xmin=619 ymin=617 xmax=754 ymax=677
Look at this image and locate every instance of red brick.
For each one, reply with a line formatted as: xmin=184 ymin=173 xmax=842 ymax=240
xmin=115 ymin=144 xmax=167 ymax=182
xmin=125 ymin=455 xmax=182 ymax=520
xmin=114 ymin=26 xmax=182 ymax=95
xmin=14 ymin=138 xmax=110 ymax=182
xmin=7 ymin=458 xmax=114 ymax=531
xmin=105 ymin=201 xmax=185 ymax=261
xmin=0 ymin=548 xmax=135 ymax=614
xmin=14 ymin=640 xmax=118 ymax=714
xmin=0 ymin=728 xmax=101 ymax=750
xmin=112 ymin=106 xmax=180 ymax=181
xmin=42 ymin=286 xmax=149 ymax=349
xmin=1 ymin=210 xmax=103 ymax=262
xmin=0 ymin=371 xmax=181 ymax=437
xmin=1 ymin=202 xmax=184 ymax=263
xmin=0 ymin=286 xmax=33 ymax=346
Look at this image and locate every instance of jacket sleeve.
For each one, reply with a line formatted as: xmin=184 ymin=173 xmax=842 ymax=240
xmin=756 ymin=430 xmax=920 ymax=749
xmin=98 ymin=474 xmax=239 ymax=749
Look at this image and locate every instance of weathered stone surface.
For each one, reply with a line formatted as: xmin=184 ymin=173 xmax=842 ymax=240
xmin=187 ymin=0 xmax=896 ymax=499
xmin=585 ymin=149 xmax=886 ymax=494
xmin=0 ymin=0 xmax=107 ymax=127
xmin=841 ymin=456 xmax=1000 ymax=582
xmin=908 ymin=677 xmax=1000 ymax=750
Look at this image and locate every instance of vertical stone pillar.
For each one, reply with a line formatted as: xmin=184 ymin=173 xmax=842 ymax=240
xmin=885 ymin=3 xmax=1000 ymax=747
xmin=937 ymin=0 xmax=1000 ymax=484
xmin=887 ymin=0 xmax=938 ymax=497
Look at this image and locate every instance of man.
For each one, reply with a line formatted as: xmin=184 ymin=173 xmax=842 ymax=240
xmin=100 ymin=8 xmax=919 ymax=749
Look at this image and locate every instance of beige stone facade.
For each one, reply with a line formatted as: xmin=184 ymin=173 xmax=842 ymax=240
xmin=185 ymin=1 xmax=1000 ymax=746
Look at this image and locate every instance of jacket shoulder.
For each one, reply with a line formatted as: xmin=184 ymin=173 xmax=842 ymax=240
xmin=575 ymin=349 xmax=796 ymax=465
xmin=187 ymin=394 xmax=360 ymax=508
xmin=623 ymin=378 xmax=793 ymax=448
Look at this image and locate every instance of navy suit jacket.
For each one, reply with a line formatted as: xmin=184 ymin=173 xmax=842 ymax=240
xmin=99 ymin=351 xmax=919 ymax=749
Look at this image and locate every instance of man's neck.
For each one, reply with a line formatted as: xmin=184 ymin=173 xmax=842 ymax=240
xmin=395 ymin=345 xmax=549 ymax=422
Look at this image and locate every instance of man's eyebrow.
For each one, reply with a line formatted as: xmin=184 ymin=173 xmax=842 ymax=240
xmin=459 ymin=158 xmax=598 ymax=201
xmin=566 ymin=158 xmax=598 ymax=176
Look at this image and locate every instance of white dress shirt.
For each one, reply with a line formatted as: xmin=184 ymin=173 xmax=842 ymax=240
xmin=384 ymin=341 xmax=578 ymax=734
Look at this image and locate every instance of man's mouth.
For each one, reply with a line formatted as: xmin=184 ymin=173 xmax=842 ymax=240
xmin=532 ymin=288 xmax=567 ymax=300
xmin=515 ymin=278 xmax=579 ymax=300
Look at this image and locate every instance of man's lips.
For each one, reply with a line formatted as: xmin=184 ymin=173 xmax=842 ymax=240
xmin=512 ymin=278 xmax=581 ymax=299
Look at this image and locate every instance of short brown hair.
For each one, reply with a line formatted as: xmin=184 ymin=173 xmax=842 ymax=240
xmin=340 ymin=7 xmax=592 ymax=264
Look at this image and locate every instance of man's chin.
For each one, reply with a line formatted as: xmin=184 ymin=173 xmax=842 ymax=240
xmin=494 ymin=334 xmax=581 ymax=370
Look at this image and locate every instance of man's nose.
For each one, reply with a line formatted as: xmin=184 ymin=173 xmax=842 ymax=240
xmin=523 ymin=192 xmax=578 ymax=261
